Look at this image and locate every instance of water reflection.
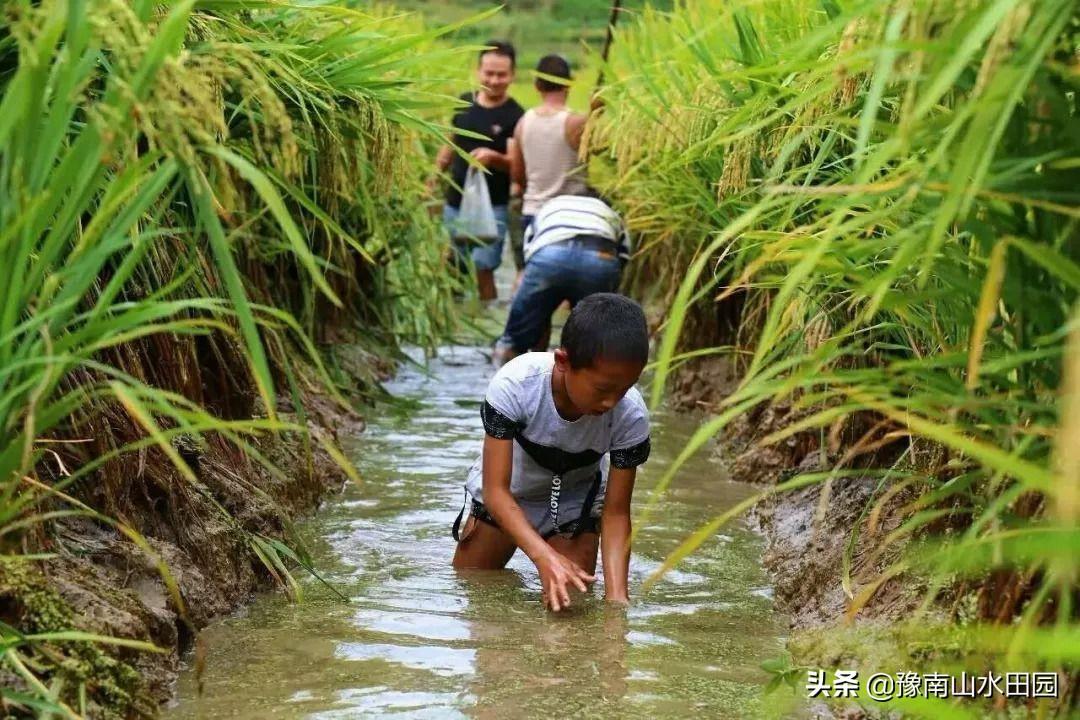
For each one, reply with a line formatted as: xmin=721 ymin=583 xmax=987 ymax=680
xmin=166 ymin=344 xmax=790 ymax=719
xmin=456 ymin=569 xmax=631 ymax=718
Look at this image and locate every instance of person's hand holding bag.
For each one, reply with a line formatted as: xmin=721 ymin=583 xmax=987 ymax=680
xmin=454 ymin=165 xmax=499 ymax=241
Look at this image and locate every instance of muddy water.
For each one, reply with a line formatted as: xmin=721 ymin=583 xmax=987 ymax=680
xmin=166 ymin=344 xmax=789 ymax=719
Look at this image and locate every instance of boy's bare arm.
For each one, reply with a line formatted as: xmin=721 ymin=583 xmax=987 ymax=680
xmin=600 ymin=466 xmax=636 ymax=604
xmin=481 ymin=435 xmax=595 ymax=611
xmin=480 ymin=435 xmax=548 ymax=560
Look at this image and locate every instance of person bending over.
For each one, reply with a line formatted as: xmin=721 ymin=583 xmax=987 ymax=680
xmin=451 ymin=294 xmax=651 ymax=611
xmin=493 ymin=193 xmax=630 ymax=366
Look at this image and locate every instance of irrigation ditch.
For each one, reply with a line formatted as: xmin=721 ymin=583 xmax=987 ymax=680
xmin=1 ymin=0 xmax=1077 ymax=718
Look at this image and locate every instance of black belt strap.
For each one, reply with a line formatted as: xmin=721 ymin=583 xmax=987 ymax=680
xmin=557 ymin=233 xmax=617 ymax=253
xmin=573 ymin=470 xmax=604 ymax=538
xmin=451 ymin=488 xmax=468 ymax=541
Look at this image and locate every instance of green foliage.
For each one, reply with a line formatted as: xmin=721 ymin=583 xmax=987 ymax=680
xmin=393 ymin=0 xmax=669 ymax=56
xmin=592 ymin=0 xmax=1079 ymax=716
xmin=0 ymin=0 xmax=465 ymax=714
xmin=761 ymin=653 xmax=809 ymax=695
xmin=396 ymin=0 xmax=673 ymax=110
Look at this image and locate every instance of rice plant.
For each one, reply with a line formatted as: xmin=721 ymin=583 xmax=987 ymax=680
xmin=0 ymin=0 xmax=467 ymax=714
xmin=591 ymin=0 xmax=1079 ymax=715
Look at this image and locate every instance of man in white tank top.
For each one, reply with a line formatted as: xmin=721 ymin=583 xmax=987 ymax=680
xmin=509 ymin=54 xmax=590 ymax=279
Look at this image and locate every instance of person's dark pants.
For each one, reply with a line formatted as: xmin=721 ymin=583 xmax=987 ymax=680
xmin=496 ymin=237 xmax=622 ymax=354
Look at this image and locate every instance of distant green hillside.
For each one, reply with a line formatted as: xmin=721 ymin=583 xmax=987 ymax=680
xmin=396 ymin=1 xmax=670 ymax=110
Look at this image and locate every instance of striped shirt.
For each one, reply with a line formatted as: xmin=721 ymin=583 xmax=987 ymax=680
xmin=523 ymin=195 xmax=631 ymax=263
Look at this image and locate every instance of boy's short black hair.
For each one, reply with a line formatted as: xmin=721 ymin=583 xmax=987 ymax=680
xmin=535 ymin=54 xmax=571 ymax=92
xmin=479 ymin=40 xmax=516 ymax=69
xmin=560 ymin=293 xmax=648 ymax=370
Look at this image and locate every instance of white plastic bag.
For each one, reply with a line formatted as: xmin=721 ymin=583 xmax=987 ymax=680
xmin=454 ymin=165 xmax=499 ymax=241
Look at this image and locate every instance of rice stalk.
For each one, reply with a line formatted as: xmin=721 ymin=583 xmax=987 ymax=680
xmin=594 ymin=0 xmax=1080 ymax=715
xmin=0 ymin=0 xmax=469 ymax=713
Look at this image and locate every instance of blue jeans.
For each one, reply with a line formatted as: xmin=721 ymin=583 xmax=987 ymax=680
xmin=443 ymin=204 xmax=509 ymax=271
xmin=498 ymin=240 xmax=622 ymax=353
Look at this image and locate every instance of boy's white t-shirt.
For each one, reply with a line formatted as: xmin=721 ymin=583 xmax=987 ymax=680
xmin=464 ymin=352 xmax=650 ymax=529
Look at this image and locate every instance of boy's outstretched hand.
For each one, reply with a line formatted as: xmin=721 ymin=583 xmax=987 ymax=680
xmin=536 ymin=549 xmax=595 ymax=612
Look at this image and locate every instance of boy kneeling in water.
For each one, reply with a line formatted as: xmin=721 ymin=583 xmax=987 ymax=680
xmin=452 ymin=294 xmax=650 ymax=611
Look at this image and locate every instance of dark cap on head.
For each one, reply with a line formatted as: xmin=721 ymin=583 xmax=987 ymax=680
xmin=535 ymin=54 xmax=571 ymax=92
xmin=560 ymin=293 xmax=648 ymax=369
xmin=480 ymin=40 xmax=516 ymax=68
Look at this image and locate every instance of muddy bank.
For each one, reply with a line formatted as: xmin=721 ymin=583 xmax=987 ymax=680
xmin=0 ymin=346 xmax=383 ymax=718
xmin=668 ymin=357 xmax=928 ymax=720
xmin=670 ymin=357 xmax=920 ymax=632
